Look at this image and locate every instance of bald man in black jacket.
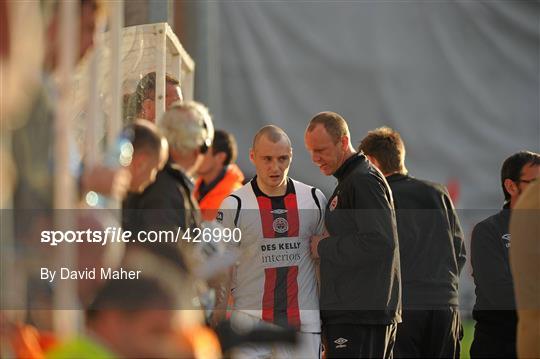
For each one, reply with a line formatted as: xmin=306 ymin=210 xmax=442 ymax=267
xmin=306 ymin=114 xmax=401 ymax=359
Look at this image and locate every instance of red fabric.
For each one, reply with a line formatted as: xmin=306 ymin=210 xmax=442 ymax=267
xmin=286 ymin=265 xmax=300 ymax=330
xmin=0 ymin=0 xmax=9 ymax=59
xmin=262 ymin=268 xmax=277 ymax=322
xmin=256 ymin=196 xmax=275 ymax=239
xmin=9 ymin=324 xmax=57 ymax=359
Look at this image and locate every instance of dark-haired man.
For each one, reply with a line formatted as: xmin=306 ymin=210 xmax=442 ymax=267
xmin=194 ymin=129 xmax=245 ymax=221
xmin=359 ymin=127 xmax=466 ymax=358
xmin=470 ymin=151 xmax=540 ymax=358
xmin=127 ymin=71 xmax=183 ymax=123
xmin=304 ymin=112 xmax=401 ymax=358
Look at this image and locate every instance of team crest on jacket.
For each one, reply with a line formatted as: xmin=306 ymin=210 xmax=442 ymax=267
xmin=272 ymin=217 xmax=289 ymax=233
xmin=329 ymin=195 xmax=339 ymax=211
xmin=334 ymin=337 xmax=348 ymax=348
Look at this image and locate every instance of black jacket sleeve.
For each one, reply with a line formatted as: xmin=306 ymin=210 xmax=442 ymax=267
xmin=443 ymin=190 xmax=466 ymax=274
xmin=318 ymin=176 xmax=396 ymax=267
xmin=471 ymin=221 xmax=514 ymax=308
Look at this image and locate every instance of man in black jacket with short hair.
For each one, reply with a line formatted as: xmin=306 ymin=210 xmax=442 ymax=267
xmin=305 ymin=113 xmax=401 ymax=359
xmin=122 ymin=101 xmax=214 ymax=272
xmin=360 ymin=127 xmax=466 ymax=359
xmin=469 ymin=151 xmax=540 ymax=359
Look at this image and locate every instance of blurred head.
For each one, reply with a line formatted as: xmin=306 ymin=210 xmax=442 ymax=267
xmin=304 ymin=111 xmax=355 ymax=176
xmin=159 ymin=101 xmax=214 ymax=176
xmin=359 ymin=126 xmax=407 ymax=176
xmin=501 ymin=151 xmax=540 ymax=207
xmin=250 ymin=125 xmax=292 ymax=193
xmin=86 ymin=278 xmax=176 ymax=358
xmin=131 ymin=72 xmax=183 ymax=122
xmin=196 ymin=129 xmax=238 ymax=179
xmin=45 ymin=0 xmax=101 ymax=70
xmin=124 ymin=120 xmax=167 ymax=193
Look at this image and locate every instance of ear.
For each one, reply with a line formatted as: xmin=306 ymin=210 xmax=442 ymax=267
xmin=504 ymin=178 xmax=518 ymax=197
xmin=341 ymin=135 xmax=349 ymax=151
xmin=249 ymin=148 xmax=255 ymax=165
xmin=130 ymin=153 xmax=146 ymax=172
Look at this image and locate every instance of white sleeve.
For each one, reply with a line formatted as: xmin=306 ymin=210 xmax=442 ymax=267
xmin=216 ymin=195 xmax=241 ymax=247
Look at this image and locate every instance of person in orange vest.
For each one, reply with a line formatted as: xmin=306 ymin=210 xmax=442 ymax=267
xmin=194 ymin=130 xmax=245 ymax=221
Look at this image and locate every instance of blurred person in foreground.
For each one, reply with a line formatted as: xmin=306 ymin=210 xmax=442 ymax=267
xmin=194 ymin=129 xmax=245 ymax=221
xmin=125 ymin=72 xmax=183 ymax=123
xmin=304 ymin=112 xmax=401 ymax=358
xmin=12 ymin=0 xmax=130 ymax=213
xmin=46 ymin=278 xmax=192 ymax=359
xmin=360 ymin=127 xmax=466 ymax=358
xmin=509 ymin=178 xmax=540 ymax=359
xmin=470 ymin=151 xmax=540 ymax=358
xmin=216 ymin=125 xmax=327 ymax=358
xmin=5 ymin=1 xmax=129 ymax=354
xmin=122 ymin=120 xmax=168 ymax=194
xmin=121 ymin=101 xmax=224 ymax=337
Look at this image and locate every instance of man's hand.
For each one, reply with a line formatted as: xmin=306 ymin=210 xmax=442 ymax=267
xmin=310 ymin=234 xmax=328 ymax=259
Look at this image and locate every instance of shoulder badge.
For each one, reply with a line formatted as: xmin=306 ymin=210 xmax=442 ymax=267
xmin=329 ymin=195 xmax=339 ymax=211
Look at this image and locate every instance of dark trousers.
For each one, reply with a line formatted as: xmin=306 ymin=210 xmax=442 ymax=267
xmin=470 ymin=324 xmax=516 ymax=359
xmin=323 ymin=323 xmax=397 ymax=358
xmin=394 ymin=308 xmax=462 ymax=359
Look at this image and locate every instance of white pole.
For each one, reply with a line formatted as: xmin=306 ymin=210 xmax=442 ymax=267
xmin=85 ymin=19 xmax=106 ymax=169
xmin=164 ymin=23 xmax=195 ymax=101
xmin=206 ymin=1 xmax=220 ymax=113
xmin=155 ymin=23 xmax=167 ymax=122
xmin=166 ymin=25 xmax=182 ymax=95
xmin=104 ymin=0 xmax=124 ymax=211
xmin=53 ymin=0 xmax=79 ymax=338
xmin=107 ymin=0 xmax=124 ymax=148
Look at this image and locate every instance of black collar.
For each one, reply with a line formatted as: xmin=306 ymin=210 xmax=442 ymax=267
xmin=333 ymin=152 xmax=364 ymax=181
xmin=250 ymin=176 xmax=295 ymax=198
xmin=386 ymin=173 xmax=409 ymax=183
xmin=164 ymin=160 xmax=193 ymax=190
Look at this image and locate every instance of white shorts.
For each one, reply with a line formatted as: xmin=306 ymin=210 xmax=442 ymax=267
xmin=230 ymin=311 xmax=321 ymax=359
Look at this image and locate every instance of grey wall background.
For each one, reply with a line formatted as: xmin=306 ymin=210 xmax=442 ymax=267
xmin=179 ymin=0 xmax=539 ymax=311
xmin=185 ymin=0 xmax=539 ymax=213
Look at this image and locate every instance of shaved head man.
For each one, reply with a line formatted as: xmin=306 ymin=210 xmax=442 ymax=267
xmin=216 ymin=125 xmax=327 ymax=358
xmin=250 ymin=125 xmax=293 ymax=196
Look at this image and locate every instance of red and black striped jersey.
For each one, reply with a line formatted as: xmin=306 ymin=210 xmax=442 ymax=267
xmin=217 ymin=177 xmax=327 ymax=333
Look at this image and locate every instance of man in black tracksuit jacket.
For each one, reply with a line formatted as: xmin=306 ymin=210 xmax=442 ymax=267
xmin=123 ymin=101 xmax=214 ymax=272
xmin=470 ymin=151 xmax=540 ymax=358
xmin=305 ymin=113 xmax=401 ymax=358
xmin=360 ymin=127 xmax=466 ymax=358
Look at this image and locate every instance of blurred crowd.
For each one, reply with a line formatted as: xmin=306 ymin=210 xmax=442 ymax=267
xmin=1 ymin=1 xmax=539 ymax=359
xmin=1 ymin=1 xmax=244 ymax=358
